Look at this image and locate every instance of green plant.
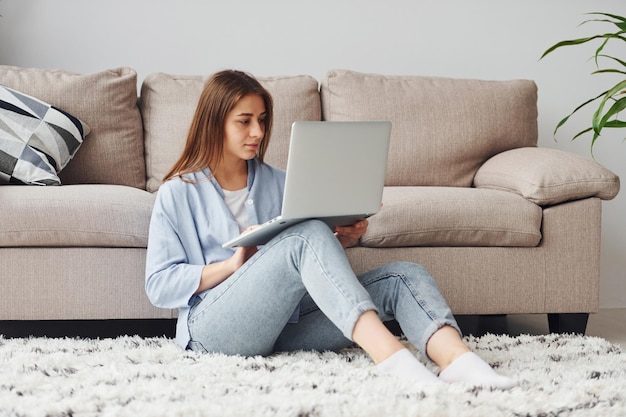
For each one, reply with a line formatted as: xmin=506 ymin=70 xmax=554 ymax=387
xmin=541 ymin=12 xmax=626 ymax=153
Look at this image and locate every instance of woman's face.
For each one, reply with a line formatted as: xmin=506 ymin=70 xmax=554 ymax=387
xmin=223 ymin=94 xmax=267 ymax=165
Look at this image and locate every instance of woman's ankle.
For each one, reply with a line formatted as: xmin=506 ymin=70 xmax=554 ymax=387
xmin=352 ymin=310 xmax=405 ymax=364
xmin=426 ymin=325 xmax=470 ymax=370
xmin=437 ymin=345 xmax=471 ymax=371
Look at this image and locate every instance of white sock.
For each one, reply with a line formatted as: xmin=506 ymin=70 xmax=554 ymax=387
xmin=376 ymin=348 xmax=442 ymax=385
xmin=438 ymin=352 xmax=517 ymax=389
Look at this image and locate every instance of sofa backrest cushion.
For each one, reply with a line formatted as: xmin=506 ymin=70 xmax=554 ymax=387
xmin=320 ymin=70 xmax=539 ymax=187
xmin=0 ymin=66 xmax=145 ymax=188
xmin=140 ymin=73 xmax=321 ymax=193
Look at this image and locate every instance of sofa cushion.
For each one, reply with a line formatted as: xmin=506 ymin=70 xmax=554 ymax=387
xmin=474 ymin=147 xmax=620 ymax=206
xmin=0 ymin=185 xmax=154 ymax=247
xmin=0 ymin=85 xmax=90 ymax=185
xmin=140 ymin=73 xmax=321 ymax=193
xmin=360 ymin=186 xmax=543 ymax=248
xmin=0 ymin=66 xmax=145 ymax=189
xmin=320 ymin=70 xmax=538 ymax=187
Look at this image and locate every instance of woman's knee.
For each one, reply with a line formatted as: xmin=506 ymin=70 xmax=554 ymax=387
xmin=295 ymin=219 xmax=335 ymax=237
xmin=274 ymin=219 xmax=338 ymax=248
xmin=382 ymin=261 xmax=440 ymax=292
xmin=387 ymin=261 xmax=432 ymax=279
xmin=264 ymin=219 xmax=337 ymax=257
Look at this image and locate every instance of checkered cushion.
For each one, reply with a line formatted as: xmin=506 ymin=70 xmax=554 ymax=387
xmin=0 ymin=85 xmax=90 ymax=185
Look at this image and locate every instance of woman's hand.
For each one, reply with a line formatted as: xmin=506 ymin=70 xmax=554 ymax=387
xmin=196 ymin=226 xmax=259 ymax=294
xmin=334 ymin=219 xmax=368 ymax=249
xmin=230 ymin=225 xmax=260 ymax=268
xmin=231 ymin=244 xmax=258 ymax=269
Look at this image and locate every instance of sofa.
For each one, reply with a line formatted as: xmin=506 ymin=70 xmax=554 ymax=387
xmin=0 ymin=65 xmax=620 ymax=335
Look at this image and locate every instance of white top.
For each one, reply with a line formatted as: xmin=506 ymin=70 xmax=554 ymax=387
xmin=223 ymin=187 xmax=250 ymax=233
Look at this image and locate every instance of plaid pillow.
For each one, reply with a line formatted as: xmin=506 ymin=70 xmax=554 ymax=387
xmin=0 ymin=85 xmax=90 ymax=185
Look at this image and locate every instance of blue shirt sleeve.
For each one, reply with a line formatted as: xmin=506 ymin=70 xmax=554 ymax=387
xmin=145 ymin=160 xmax=285 ymax=311
xmin=145 ymin=180 xmax=207 ymax=309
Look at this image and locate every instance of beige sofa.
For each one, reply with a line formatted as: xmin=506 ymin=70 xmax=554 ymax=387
xmin=0 ymin=66 xmax=620 ymax=335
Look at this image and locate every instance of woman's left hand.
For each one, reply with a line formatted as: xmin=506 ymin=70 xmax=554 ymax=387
xmin=334 ymin=219 xmax=368 ymax=249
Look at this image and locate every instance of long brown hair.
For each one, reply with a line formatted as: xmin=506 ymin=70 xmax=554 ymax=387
xmin=163 ymin=70 xmax=274 ymax=182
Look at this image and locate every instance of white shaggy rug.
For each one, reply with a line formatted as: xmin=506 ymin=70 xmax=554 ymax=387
xmin=0 ymin=333 xmax=625 ymax=417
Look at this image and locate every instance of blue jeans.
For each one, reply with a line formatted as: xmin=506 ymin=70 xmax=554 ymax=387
xmin=187 ymin=220 xmax=460 ymax=358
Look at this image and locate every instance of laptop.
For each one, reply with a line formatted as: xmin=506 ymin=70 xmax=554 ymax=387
xmin=222 ymin=120 xmax=392 ymax=248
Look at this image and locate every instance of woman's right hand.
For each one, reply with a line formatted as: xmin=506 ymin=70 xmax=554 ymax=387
xmin=196 ymin=226 xmax=260 ymax=294
xmin=231 ymin=244 xmax=258 ymax=269
xmin=229 ymin=225 xmax=260 ymax=269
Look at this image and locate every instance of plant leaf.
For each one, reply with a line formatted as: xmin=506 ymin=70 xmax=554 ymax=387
xmin=597 ymin=54 xmax=626 ymax=69
xmin=592 ymin=69 xmax=626 ymax=75
xmin=541 ymin=33 xmax=626 ymax=59
xmin=542 ymin=36 xmax=602 ymax=59
xmin=586 ymin=12 xmax=626 ymax=31
xmin=553 ymin=90 xmax=609 ymax=138
xmin=603 ymin=119 xmax=626 ymax=128
xmin=571 ymin=127 xmax=593 ymax=141
xmin=592 ymin=80 xmax=626 ymax=133
xmin=596 ymin=97 xmax=626 ymax=134
xmin=594 ymin=38 xmax=609 ymax=66
xmin=586 ymin=12 xmax=626 ymax=30
xmin=544 ymin=12 xmax=626 ymax=154
xmin=587 ymin=12 xmax=626 ymax=21
xmin=582 ymin=18 xmax=626 ymax=31
xmin=591 ymin=127 xmax=600 ymax=153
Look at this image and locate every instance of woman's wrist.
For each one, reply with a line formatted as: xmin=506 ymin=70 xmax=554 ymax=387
xmin=198 ymin=259 xmax=236 ymax=293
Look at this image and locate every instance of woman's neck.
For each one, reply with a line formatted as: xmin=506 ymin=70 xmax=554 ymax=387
xmin=212 ymin=160 xmax=248 ymax=191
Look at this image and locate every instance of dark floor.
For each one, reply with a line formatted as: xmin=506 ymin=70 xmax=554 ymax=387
xmin=0 ymin=315 xmax=517 ymax=339
xmin=0 ymin=319 xmax=177 ymax=339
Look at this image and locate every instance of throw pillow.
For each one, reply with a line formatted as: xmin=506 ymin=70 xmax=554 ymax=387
xmin=0 ymin=85 xmax=90 ymax=185
xmin=473 ymin=147 xmax=620 ymax=206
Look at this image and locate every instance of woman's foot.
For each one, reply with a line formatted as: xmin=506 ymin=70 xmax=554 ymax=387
xmin=376 ymin=348 xmax=442 ymax=385
xmin=438 ymin=351 xmax=517 ymax=389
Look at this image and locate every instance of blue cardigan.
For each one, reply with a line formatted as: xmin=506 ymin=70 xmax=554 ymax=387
xmin=145 ymin=159 xmax=285 ymax=348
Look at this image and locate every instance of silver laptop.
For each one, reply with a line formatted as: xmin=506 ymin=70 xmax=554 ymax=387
xmin=222 ymin=121 xmax=391 ymax=248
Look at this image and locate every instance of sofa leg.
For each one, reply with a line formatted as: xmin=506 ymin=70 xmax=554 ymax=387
xmin=547 ymin=313 xmax=589 ymax=335
xmin=384 ymin=319 xmax=403 ymax=337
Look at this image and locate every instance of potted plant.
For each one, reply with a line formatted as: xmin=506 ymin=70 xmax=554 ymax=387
xmin=541 ymin=12 xmax=625 ymax=153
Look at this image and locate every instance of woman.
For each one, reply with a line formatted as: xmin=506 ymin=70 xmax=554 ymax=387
xmin=145 ymin=69 xmax=516 ymax=388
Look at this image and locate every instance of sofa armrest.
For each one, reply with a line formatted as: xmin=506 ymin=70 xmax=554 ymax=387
xmin=473 ymin=147 xmax=620 ymax=206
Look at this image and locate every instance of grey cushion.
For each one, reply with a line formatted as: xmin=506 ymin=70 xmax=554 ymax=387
xmin=140 ymin=73 xmax=321 ymax=193
xmin=321 ymin=70 xmax=539 ymax=187
xmin=0 ymin=185 xmax=154 ymax=247
xmin=0 ymin=85 xmax=90 ymax=185
xmin=361 ymin=186 xmax=543 ymax=248
xmin=474 ymin=147 xmax=620 ymax=206
xmin=0 ymin=66 xmax=145 ymax=188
